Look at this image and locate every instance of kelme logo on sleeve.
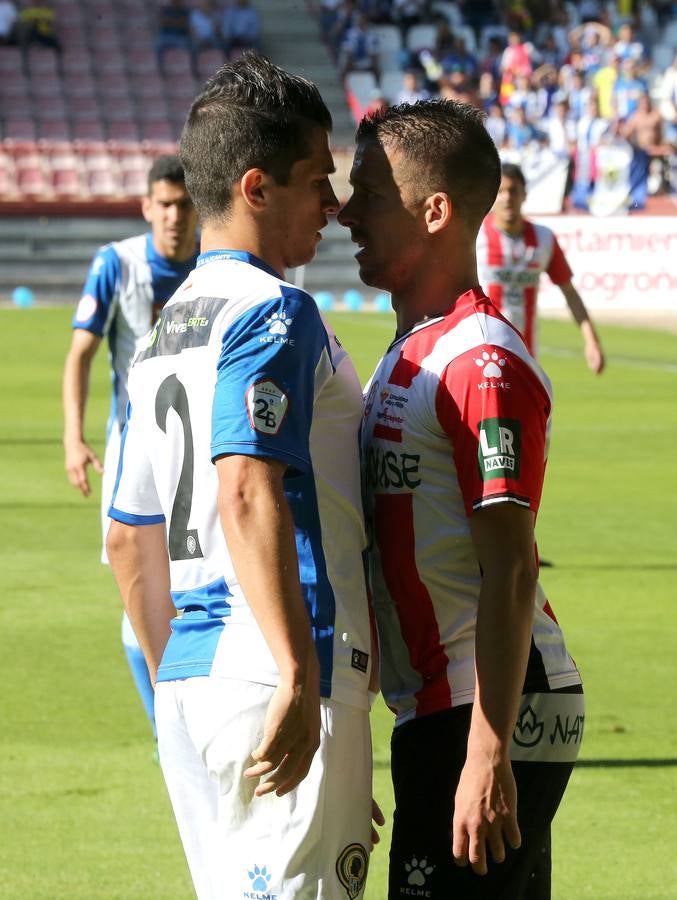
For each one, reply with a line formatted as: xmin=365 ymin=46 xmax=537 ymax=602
xmin=478 ymin=418 xmax=521 ymax=480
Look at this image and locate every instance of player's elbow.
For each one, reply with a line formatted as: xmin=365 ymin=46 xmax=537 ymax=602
xmin=106 ymin=518 xmax=134 ymax=566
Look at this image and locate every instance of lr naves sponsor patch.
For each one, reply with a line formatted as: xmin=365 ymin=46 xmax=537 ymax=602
xmin=477 ymin=418 xmax=521 ymax=480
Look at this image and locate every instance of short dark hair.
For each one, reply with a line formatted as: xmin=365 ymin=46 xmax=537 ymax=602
xmin=500 ymin=162 xmax=526 ymax=188
xmin=147 ymin=154 xmax=186 ymax=194
xmin=356 ymin=100 xmax=501 ymax=228
xmin=180 ymin=51 xmax=332 ymax=223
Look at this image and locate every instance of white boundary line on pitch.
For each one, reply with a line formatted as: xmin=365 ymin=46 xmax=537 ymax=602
xmin=541 ymin=345 xmax=677 ymax=373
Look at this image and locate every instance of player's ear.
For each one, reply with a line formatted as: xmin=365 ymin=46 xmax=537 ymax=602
xmin=141 ymin=194 xmax=153 ymax=223
xmin=239 ymin=168 xmax=270 ymax=212
xmin=424 ymin=192 xmax=452 ymax=234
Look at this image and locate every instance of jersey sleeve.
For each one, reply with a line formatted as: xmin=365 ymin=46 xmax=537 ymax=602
xmin=108 ymin=402 xmax=165 ymax=525
xmin=211 ymin=288 xmax=333 ymax=474
xmin=72 ymin=245 xmax=122 ymax=336
xmin=435 ymin=346 xmax=550 ymax=516
xmin=546 ymin=234 xmax=573 ymax=286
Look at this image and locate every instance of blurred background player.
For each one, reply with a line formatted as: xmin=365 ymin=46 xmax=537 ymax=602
xmin=106 ymin=53 xmax=376 ymax=899
xmin=477 ymin=162 xmax=605 ymax=374
xmin=62 ymin=155 xmax=198 ymax=748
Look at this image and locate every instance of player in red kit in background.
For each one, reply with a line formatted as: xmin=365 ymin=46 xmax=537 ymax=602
xmin=477 ymin=162 xmax=605 ymax=374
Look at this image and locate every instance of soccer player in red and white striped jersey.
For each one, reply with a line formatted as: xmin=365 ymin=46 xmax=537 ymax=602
xmin=340 ymin=102 xmax=584 ymax=899
xmin=477 ymin=163 xmax=605 ymax=373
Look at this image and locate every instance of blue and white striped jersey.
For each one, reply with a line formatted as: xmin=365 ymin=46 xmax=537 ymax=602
xmin=72 ymin=233 xmax=198 ymax=433
xmin=109 ymin=251 xmax=371 ymax=709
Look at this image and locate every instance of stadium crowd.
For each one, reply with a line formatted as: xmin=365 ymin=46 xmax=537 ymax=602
xmin=325 ymin=0 xmax=677 ymax=207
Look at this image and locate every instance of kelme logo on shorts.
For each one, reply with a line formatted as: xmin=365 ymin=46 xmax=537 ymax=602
xmin=477 ymin=418 xmax=521 ymax=480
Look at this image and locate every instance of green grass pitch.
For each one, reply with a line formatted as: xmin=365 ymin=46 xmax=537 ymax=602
xmin=0 ymin=305 xmax=675 ymax=899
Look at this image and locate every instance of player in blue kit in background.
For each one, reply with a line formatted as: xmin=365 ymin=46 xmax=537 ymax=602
xmin=106 ymin=53 xmax=380 ymax=899
xmin=62 ymin=155 xmax=199 ymax=744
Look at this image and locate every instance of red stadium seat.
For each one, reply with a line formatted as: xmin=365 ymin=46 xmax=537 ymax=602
xmin=31 ymin=76 xmax=65 ymax=98
xmin=106 ymin=119 xmax=140 ymax=141
xmin=27 ymin=48 xmax=60 ymax=77
xmin=196 ymin=48 xmax=226 ymax=79
xmin=3 ymin=119 xmax=38 ymax=141
xmin=140 ymin=119 xmax=176 ymax=142
xmin=135 ymin=77 xmax=167 ymax=102
xmin=97 ymin=50 xmax=126 ymax=77
xmin=62 ymin=51 xmax=93 ymax=77
xmin=0 ymin=47 xmax=23 ymax=75
xmin=121 ymin=167 xmax=148 ymax=197
xmin=88 ymin=167 xmax=120 ymax=197
xmin=126 ymin=48 xmax=160 ymax=77
xmin=18 ymin=164 xmax=49 ymax=196
xmin=37 ymin=119 xmax=72 ymax=141
xmin=64 ymin=74 xmax=97 ymax=99
xmin=98 ymin=75 xmax=132 ymax=102
xmin=1 ymin=95 xmax=34 ymax=118
xmin=162 ymin=48 xmax=192 ymax=77
xmin=52 ymin=165 xmax=84 ymax=197
xmin=70 ymin=96 xmax=101 ymax=122
xmin=72 ymin=120 xmax=106 ymax=141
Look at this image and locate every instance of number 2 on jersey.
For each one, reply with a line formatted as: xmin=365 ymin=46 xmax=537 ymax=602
xmin=155 ymin=374 xmax=204 ymax=561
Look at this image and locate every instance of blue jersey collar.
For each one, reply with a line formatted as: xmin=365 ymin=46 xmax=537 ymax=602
xmin=196 ymin=249 xmax=282 ymax=280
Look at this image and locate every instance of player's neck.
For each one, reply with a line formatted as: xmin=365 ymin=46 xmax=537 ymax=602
xmin=392 ymin=255 xmax=480 ymax=338
xmin=200 ymin=224 xmax=285 ymax=279
xmin=495 ymin=215 xmax=524 ymax=238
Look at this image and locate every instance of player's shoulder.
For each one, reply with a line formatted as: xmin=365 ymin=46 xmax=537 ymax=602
xmin=112 ymin=232 xmax=150 ymax=264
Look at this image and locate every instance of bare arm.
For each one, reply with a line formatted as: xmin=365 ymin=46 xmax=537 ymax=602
xmin=452 ymin=503 xmax=537 ymax=875
xmin=559 ymin=280 xmax=605 ymax=374
xmin=62 ymin=328 xmax=105 ymax=495
xmin=106 ymin=520 xmax=174 ymax=684
xmin=216 ymin=453 xmax=320 ymax=797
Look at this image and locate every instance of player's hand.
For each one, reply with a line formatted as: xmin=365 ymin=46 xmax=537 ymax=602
xmin=452 ymin=754 xmax=521 ymax=876
xmin=245 ymin=658 xmax=321 ymax=798
xmin=65 ymin=439 xmax=104 ymax=497
xmin=585 ymin=341 xmax=605 ymax=375
xmin=370 ymin=798 xmax=386 ymax=850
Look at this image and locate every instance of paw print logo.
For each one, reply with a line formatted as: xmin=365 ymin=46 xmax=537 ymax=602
xmin=266 ymin=311 xmax=293 ymax=335
xmin=249 ymin=864 xmax=272 ymax=891
xmin=405 ymin=857 xmax=434 ymax=886
xmin=475 ymin=349 xmax=507 ymax=379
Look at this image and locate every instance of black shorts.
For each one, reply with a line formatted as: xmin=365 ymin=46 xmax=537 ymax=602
xmin=387 ymin=687 xmax=583 ymax=900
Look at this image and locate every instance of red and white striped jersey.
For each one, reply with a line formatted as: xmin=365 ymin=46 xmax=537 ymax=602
xmin=476 ymin=214 xmax=573 ymax=356
xmin=362 ymin=288 xmax=581 ymax=726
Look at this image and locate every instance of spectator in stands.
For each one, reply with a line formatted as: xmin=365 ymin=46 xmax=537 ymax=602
xmin=441 ymin=35 xmax=478 ymax=80
xmin=571 ymin=95 xmax=610 ymax=208
xmin=220 ymin=0 xmax=261 ymax=56
xmin=505 ymin=104 xmax=542 ymax=149
xmin=458 ymin=0 xmax=500 ymax=37
xmin=532 ymin=63 xmax=560 ymax=119
xmin=391 ymin=0 xmax=427 ymax=37
xmin=545 ymin=96 xmax=576 ymax=164
xmin=579 ymin=0 xmax=604 ymax=23
xmin=612 ymin=57 xmax=647 ymax=120
xmin=360 ymin=0 xmax=392 ymax=25
xmin=506 ymin=72 xmax=543 ymax=121
xmin=499 ymin=30 xmax=533 ymax=105
xmin=613 ymin=22 xmax=645 ymax=62
xmin=396 ymin=69 xmax=430 ymax=104
xmin=479 ymin=35 xmax=505 ymax=82
xmin=592 ymin=52 xmax=620 ymax=119
xmin=190 ymin=0 xmax=221 ymax=52
xmin=485 ymin=100 xmax=507 ymax=147
xmin=567 ymin=69 xmax=593 ymax=120
xmin=155 ymin=0 xmax=193 ymax=74
xmin=339 ymin=12 xmax=379 ymax=80
xmin=0 ymin=0 xmax=18 ymax=46
xmin=622 ymin=91 xmax=664 ymax=208
xmin=660 ymin=52 xmax=677 ymax=121
xmin=326 ymin=0 xmax=358 ymax=59
xmin=478 ymin=71 xmax=499 ymax=110
xmin=17 ymin=0 xmax=62 ymax=57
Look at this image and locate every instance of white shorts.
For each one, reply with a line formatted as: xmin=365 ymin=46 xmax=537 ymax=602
xmin=155 ymin=677 xmax=373 ymax=900
xmin=100 ymin=422 xmax=121 ymax=565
